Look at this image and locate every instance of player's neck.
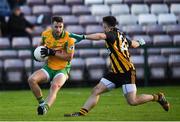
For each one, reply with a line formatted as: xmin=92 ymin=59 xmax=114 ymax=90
xmin=52 ymin=30 xmax=65 ymax=40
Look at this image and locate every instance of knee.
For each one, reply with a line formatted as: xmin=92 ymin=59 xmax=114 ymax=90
xmin=51 ymin=83 xmax=61 ymax=90
xmin=127 ymin=99 xmax=138 ymax=106
xmin=28 ymin=77 xmax=34 ymax=84
xmin=91 ymin=87 xmax=100 ymax=96
xmin=28 ymin=76 xmax=37 ymax=85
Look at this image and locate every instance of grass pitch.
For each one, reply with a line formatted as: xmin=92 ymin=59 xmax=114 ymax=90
xmin=0 ymin=86 xmax=180 ymax=121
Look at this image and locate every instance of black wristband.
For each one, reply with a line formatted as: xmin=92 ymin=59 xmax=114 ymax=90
xmin=82 ymin=35 xmax=86 ymax=39
xmin=48 ymin=49 xmax=56 ymax=56
xmin=51 ymin=49 xmax=56 ymax=56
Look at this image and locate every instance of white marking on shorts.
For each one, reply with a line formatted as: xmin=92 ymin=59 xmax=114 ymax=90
xmin=100 ymin=78 xmax=116 ymax=91
xmin=122 ymin=84 xmax=137 ymax=95
xmin=41 ymin=68 xmax=50 ymax=81
xmin=53 ymin=73 xmax=66 ymax=81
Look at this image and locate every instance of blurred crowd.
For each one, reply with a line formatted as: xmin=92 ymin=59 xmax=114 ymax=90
xmin=0 ymin=0 xmax=35 ymax=39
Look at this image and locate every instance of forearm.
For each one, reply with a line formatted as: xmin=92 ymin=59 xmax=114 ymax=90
xmin=69 ymin=33 xmax=106 ymax=43
xmin=55 ymin=51 xmax=73 ymax=61
xmin=85 ymin=33 xmax=106 ymax=40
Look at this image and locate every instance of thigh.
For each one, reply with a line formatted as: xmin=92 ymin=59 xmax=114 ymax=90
xmin=29 ymin=69 xmax=48 ymax=84
xmin=53 ymin=66 xmax=70 ymax=81
xmin=51 ymin=73 xmax=67 ymax=88
xmin=100 ymin=77 xmax=116 ymax=91
xmin=122 ymin=84 xmax=137 ymax=102
xmin=124 ymin=90 xmax=137 ymax=104
xmin=122 ymin=84 xmax=137 ymax=95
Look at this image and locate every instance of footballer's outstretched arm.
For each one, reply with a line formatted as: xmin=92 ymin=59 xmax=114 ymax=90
xmin=69 ymin=33 xmax=106 ymax=43
xmin=85 ymin=33 xmax=107 ymax=40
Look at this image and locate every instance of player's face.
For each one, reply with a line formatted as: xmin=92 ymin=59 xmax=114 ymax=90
xmin=102 ymin=22 xmax=110 ymax=32
xmin=14 ymin=8 xmax=21 ymax=16
xmin=52 ymin=21 xmax=64 ymax=36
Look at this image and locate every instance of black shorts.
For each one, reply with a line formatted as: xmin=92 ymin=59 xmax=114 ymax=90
xmin=102 ymin=70 xmax=136 ymax=88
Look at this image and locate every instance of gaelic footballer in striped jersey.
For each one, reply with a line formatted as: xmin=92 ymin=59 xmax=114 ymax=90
xmin=64 ymin=16 xmax=170 ymax=117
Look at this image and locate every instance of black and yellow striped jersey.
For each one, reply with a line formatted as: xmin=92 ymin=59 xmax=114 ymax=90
xmin=105 ymin=28 xmax=135 ymax=73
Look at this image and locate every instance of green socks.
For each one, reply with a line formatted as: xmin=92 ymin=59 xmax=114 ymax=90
xmin=37 ymin=96 xmax=44 ymax=104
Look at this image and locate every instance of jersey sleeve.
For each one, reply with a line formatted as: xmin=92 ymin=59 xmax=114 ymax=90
xmin=105 ymin=32 xmax=116 ymax=44
xmin=41 ymin=31 xmax=47 ymax=45
xmin=69 ymin=33 xmax=84 ymax=44
xmin=66 ymin=38 xmax=75 ymax=54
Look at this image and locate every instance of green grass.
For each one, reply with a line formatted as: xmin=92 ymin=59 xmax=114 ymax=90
xmin=0 ymin=86 xmax=180 ymax=121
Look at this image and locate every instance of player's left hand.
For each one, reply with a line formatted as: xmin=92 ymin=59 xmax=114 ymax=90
xmin=138 ymin=38 xmax=145 ymax=46
xmin=40 ymin=47 xmax=56 ymax=57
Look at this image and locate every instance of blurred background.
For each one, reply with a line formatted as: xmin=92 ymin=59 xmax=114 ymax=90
xmin=0 ymin=0 xmax=180 ymax=90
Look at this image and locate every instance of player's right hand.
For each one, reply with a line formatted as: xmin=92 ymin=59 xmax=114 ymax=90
xmin=40 ymin=47 xmax=56 ymax=57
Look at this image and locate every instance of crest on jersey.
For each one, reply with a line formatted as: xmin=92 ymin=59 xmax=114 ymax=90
xmin=69 ymin=45 xmax=75 ymax=50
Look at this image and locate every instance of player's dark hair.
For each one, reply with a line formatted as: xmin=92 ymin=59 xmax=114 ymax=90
xmin=103 ymin=16 xmax=118 ymax=27
xmin=52 ymin=16 xmax=63 ymax=23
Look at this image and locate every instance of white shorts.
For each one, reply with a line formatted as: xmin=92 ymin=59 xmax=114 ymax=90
xmin=100 ymin=78 xmax=116 ymax=91
xmin=100 ymin=78 xmax=137 ymax=94
xmin=122 ymin=84 xmax=137 ymax=94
